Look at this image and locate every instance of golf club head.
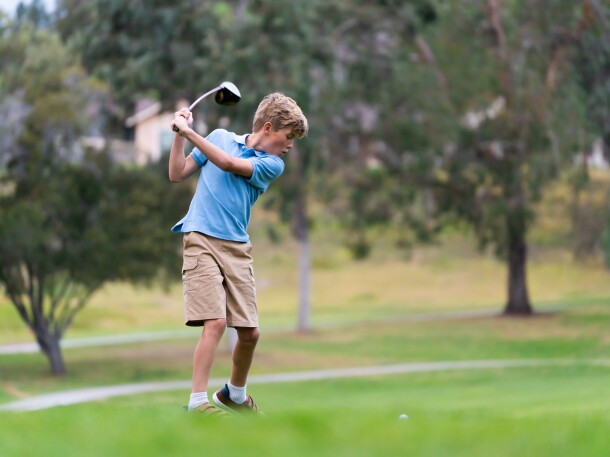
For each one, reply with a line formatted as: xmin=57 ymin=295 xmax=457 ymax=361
xmin=214 ymin=81 xmax=241 ymax=105
xmin=173 ymin=81 xmax=241 ymax=132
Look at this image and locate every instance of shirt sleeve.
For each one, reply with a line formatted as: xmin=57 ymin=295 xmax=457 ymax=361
xmin=188 ymin=130 xmax=223 ymax=167
xmin=189 ymin=147 xmax=207 ymax=167
xmin=246 ymin=156 xmax=285 ymax=192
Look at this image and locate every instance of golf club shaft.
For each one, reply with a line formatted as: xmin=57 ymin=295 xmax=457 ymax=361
xmin=189 ymin=86 xmax=220 ymax=111
xmin=172 ymin=86 xmax=221 ymax=133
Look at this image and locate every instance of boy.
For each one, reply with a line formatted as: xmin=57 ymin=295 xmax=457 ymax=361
xmin=169 ymin=93 xmax=308 ymax=415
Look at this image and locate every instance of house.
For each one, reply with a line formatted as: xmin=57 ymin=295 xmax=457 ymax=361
xmin=124 ymin=99 xmax=180 ymax=165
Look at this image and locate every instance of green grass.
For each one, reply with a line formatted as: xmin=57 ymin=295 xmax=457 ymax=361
xmin=2 ymin=367 xmax=610 ymax=457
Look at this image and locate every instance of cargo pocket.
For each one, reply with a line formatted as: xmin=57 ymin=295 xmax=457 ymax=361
xmin=182 ymin=255 xmax=199 ymax=292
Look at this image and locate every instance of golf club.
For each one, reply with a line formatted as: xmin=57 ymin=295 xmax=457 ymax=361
xmin=172 ymin=81 xmax=241 ymax=132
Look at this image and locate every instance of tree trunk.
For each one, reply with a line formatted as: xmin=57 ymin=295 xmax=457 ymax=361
xmin=37 ymin=331 xmax=66 ymax=376
xmin=504 ymin=226 xmax=533 ymax=315
xmin=293 ymin=189 xmax=311 ymax=332
xmin=297 ymin=230 xmax=311 ymax=331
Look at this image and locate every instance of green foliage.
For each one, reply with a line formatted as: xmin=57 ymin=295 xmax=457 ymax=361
xmin=573 ymin=3 xmax=610 ymax=265
xmin=0 ymin=149 xmax=190 ymax=370
xmin=94 ymin=160 xmax=192 ymax=284
xmin=0 ymin=16 xmax=191 ymax=374
xmin=568 ymin=169 xmax=610 ymax=259
xmin=297 ymin=0 xmax=604 ymax=312
xmin=56 ymin=0 xmax=251 ymax=118
xmin=574 ymin=2 xmax=610 ymax=156
xmin=388 ymin=1 xmax=591 ymax=253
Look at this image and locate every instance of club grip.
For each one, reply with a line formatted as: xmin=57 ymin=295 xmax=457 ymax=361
xmin=172 ymin=125 xmax=179 ymax=132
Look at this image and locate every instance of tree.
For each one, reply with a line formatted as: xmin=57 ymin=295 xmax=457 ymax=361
xmin=315 ymin=0 xmax=442 ymax=257
xmin=390 ymin=0 xmax=591 ymax=314
xmin=320 ymin=0 xmax=592 ymax=314
xmin=0 ymin=155 xmax=191 ymax=375
xmin=0 ymin=19 xmax=191 ymax=375
xmin=573 ymin=2 xmax=610 ymax=264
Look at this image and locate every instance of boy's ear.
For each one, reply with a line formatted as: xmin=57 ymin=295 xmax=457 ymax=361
xmin=263 ymin=121 xmax=273 ymax=134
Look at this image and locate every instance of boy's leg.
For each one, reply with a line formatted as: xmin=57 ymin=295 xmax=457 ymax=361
xmin=229 ymin=327 xmax=260 ymax=387
xmin=212 ymin=327 xmax=263 ymax=414
xmin=212 ymin=239 xmax=262 ymax=414
xmin=181 ymin=232 xmax=228 ymax=412
xmin=191 ymin=318 xmax=227 ymax=392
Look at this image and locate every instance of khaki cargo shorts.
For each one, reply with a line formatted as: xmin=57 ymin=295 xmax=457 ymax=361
xmin=182 ymin=231 xmax=258 ymax=328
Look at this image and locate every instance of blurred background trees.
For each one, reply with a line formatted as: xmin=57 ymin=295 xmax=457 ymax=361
xmin=0 ymin=6 xmax=191 ymax=374
xmin=365 ymin=0 xmax=598 ymax=315
xmin=1 ymin=0 xmax=610 ymax=372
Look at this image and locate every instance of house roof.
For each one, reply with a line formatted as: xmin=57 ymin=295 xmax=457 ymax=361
xmin=125 ymin=100 xmax=162 ymax=128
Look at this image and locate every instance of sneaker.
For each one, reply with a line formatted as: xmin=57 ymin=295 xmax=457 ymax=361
xmin=212 ymin=384 xmax=263 ymax=416
xmin=184 ymin=402 xmax=230 ymax=417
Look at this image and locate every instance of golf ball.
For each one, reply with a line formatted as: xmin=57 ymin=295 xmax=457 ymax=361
xmin=399 ymin=414 xmax=409 ymax=420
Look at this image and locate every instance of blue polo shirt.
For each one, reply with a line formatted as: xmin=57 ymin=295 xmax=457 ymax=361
xmin=171 ymin=129 xmax=285 ymax=242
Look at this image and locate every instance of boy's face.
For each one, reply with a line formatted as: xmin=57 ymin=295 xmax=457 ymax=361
xmin=261 ymin=125 xmax=295 ymax=158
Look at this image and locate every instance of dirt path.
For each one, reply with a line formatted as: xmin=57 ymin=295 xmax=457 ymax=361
xmin=0 ymin=330 xmax=194 ymax=355
xmin=2 ymin=358 xmax=608 ymax=412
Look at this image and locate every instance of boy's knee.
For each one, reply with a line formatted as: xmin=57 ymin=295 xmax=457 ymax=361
xmin=238 ymin=327 xmax=260 ymax=345
xmin=204 ymin=318 xmax=227 ymax=337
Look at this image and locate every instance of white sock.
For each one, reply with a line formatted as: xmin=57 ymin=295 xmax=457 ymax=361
xmin=228 ymin=383 xmax=247 ymax=404
xmin=187 ymin=392 xmax=208 ymax=410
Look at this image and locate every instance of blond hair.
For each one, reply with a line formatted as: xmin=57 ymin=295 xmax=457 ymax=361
xmin=252 ymin=93 xmax=309 ymax=138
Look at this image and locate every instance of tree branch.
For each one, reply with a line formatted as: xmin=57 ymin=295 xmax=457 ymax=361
xmin=5 ymin=288 xmax=32 ymax=327
xmin=545 ymin=0 xmax=595 ymax=92
xmin=53 ymin=282 xmax=76 ymax=335
xmin=24 ymin=261 xmax=43 ymax=327
xmin=487 ymin=0 xmax=510 ymax=92
xmin=487 ymin=0 xmax=507 ymax=51
xmin=48 ymin=276 xmax=71 ymax=324
xmin=414 ymin=35 xmax=448 ymax=92
xmin=55 ymin=286 xmax=98 ymax=337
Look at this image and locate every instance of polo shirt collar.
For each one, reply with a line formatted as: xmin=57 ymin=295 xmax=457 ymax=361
xmin=234 ymin=133 xmax=248 ymax=145
xmin=233 ymin=133 xmax=267 ymax=157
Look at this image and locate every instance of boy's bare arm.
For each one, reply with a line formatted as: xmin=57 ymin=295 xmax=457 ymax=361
xmin=171 ymin=113 xmax=254 ymax=178
xmin=168 ymin=134 xmax=200 ymax=182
